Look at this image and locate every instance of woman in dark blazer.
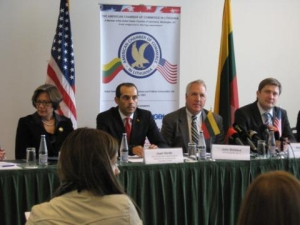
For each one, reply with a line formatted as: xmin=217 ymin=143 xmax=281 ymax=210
xmin=15 ymin=84 xmax=73 ymax=159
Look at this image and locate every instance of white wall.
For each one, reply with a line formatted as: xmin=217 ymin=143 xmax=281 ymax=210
xmin=1 ymin=0 xmax=300 ymax=159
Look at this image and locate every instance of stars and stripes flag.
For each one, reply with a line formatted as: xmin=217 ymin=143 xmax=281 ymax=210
xmin=46 ymin=0 xmax=77 ymax=128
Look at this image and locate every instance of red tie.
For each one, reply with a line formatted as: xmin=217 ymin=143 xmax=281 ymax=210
xmin=125 ymin=117 xmax=131 ymax=142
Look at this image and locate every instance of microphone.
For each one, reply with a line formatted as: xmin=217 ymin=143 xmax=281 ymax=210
xmin=249 ymin=130 xmax=261 ymax=145
xmin=227 ymin=127 xmax=244 ymax=145
xmin=260 ymin=124 xmax=269 ymax=142
xmin=233 ymin=123 xmax=257 ymax=152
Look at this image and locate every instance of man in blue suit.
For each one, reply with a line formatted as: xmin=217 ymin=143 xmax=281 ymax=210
xmin=97 ymin=83 xmax=168 ymax=157
xmin=234 ymin=77 xmax=295 ymax=143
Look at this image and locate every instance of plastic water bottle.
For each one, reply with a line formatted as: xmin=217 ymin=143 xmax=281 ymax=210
xmin=39 ymin=135 xmax=48 ymax=166
xmin=198 ymin=131 xmax=206 ymax=161
xmin=120 ymin=133 xmax=128 ymax=164
xmin=268 ymin=130 xmax=276 ymax=157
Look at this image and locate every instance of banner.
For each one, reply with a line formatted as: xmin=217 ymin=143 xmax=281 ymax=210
xmin=100 ymin=5 xmax=181 ymax=128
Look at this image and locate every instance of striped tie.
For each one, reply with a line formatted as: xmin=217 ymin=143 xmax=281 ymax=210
xmin=264 ymin=112 xmax=272 ymax=126
xmin=191 ymin=115 xmax=199 ymax=144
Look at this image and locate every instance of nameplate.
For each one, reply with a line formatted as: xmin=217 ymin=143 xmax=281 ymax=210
xmin=211 ymin=144 xmax=250 ymax=161
xmin=144 ymin=148 xmax=184 ymax=164
xmin=289 ymin=143 xmax=300 ymax=158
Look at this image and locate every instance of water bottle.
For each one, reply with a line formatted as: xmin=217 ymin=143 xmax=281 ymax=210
xmin=198 ymin=131 xmax=206 ymax=161
xmin=39 ymin=135 xmax=48 ymax=166
xmin=120 ymin=133 xmax=128 ymax=164
xmin=268 ymin=130 xmax=276 ymax=157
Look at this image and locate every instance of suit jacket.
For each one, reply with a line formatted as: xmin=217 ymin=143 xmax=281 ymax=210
xmin=15 ymin=112 xmax=74 ymax=159
xmin=234 ymin=101 xmax=295 ymax=142
xmin=161 ymin=107 xmax=225 ymax=153
xmin=26 ymin=190 xmax=142 ymax=225
xmin=96 ymin=107 xmax=168 ymax=155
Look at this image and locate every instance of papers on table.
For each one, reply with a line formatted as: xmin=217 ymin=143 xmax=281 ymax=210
xmin=128 ymin=155 xmax=144 ymax=163
xmin=0 ymin=162 xmax=21 ymax=170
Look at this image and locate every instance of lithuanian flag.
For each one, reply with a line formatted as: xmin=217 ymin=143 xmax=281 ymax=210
xmin=214 ymin=0 xmax=239 ymax=135
xmin=201 ymin=111 xmax=221 ymax=140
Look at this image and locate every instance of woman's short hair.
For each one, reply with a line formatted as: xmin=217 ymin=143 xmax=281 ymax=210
xmin=237 ymin=171 xmax=300 ymax=225
xmin=31 ymin=84 xmax=62 ymax=110
xmin=55 ymin=128 xmax=124 ymax=196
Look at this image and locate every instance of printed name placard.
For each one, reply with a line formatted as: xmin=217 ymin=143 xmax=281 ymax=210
xmin=144 ymin=148 xmax=184 ymax=164
xmin=211 ymin=144 xmax=250 ymax=161
xmin=289 ymin=143 xmax=300 ymax=158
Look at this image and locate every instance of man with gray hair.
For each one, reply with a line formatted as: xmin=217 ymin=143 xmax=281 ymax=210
xmin=161 ymin=79 xmax=224 ymax=153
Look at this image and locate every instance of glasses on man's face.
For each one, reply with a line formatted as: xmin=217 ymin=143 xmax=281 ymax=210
xmin=34 ymin=101 xmax=52 ymax=107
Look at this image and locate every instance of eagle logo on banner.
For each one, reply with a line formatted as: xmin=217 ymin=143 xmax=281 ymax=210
xmin=102 ymin=32 xmax=177 ymax=84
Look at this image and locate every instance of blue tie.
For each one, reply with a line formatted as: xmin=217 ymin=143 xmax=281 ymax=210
xmin=264 ymin=112 xmax=272 ymax=126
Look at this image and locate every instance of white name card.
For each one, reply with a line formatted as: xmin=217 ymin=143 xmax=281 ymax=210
xmin=144 ymin=148 xmax=184 ymax=165
xmin=289 ymin=143 xmax=300 ymax=158
xmin=211 ymin=144 xmax=250 ymax=161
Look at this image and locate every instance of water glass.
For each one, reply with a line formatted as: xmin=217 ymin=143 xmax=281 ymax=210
xmin=188 ymin=143 xmax=197 ymax=160
xmin=26 ymin=148 xmax=37 ymax=168
xmin=257 ymin=140 xmax=267 ymax=159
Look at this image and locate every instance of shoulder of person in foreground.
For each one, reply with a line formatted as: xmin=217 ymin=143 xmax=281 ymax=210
xmin=26 ymin=193 xmax=142 ymax=225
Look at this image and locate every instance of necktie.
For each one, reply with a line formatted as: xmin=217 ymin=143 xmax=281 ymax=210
xmin=191 ymin=115 xmax=199 ymax=144
xmin=125 ymin=117 xmax=131 ymax=142
xmin=264 ymin=112 xmax=272 ymax=126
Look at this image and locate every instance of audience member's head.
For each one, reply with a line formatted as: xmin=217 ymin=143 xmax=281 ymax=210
xmin=237 ymin=170 xmax=300 ymax=225
xmin=55 ymin=128 xmax=122 ymax=196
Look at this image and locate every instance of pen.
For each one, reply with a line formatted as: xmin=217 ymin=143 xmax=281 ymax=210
xmin=2 ymin=165 xmax=14 ymax=167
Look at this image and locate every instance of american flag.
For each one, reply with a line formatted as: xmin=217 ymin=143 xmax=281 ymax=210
xmin=46 ymin=0 xmax=77 ymax=128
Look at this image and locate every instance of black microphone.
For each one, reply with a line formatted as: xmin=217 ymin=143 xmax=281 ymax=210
xmin=249 ymin=130 xmax=261 ymax=145
xmin=227 ymin=127 xmax=244 ymax=145
xmin=233 ymin=123 xmax=257 ymax=152
xmin=260 ymin=124 xmax=269 ymax=142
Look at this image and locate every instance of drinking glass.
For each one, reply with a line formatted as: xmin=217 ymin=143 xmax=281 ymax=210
xmin=188 ymin=143 xmax=197 ymax=160
xmin=26 ymin=147 xmax=37 ymax=168
xmin=257 ymin=140 xmax=267 ymax=159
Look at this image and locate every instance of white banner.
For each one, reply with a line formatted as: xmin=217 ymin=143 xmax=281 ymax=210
xmin=99 ymin=5 xmax=181 ymax=128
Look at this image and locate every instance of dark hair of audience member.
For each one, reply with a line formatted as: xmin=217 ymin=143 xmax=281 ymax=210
xmin=54 ymin=128 xmax=124 ymax=196
xmin=237 ymin=171 xmax=300 ymax=225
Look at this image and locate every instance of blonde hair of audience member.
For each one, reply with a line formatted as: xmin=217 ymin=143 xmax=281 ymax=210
xmin=237 ymin=171 xmax=300 ymax=225
xmin=55 ymin=128 xmax=122 ymax=196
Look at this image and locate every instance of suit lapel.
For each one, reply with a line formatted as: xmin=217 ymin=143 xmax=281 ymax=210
xmin=179 ymin=108 xmax=189 ymax=147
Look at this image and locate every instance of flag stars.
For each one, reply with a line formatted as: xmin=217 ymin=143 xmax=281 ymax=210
xmin=63 ymin=65 xmax=68 ymax=70
xmin=64 ymin=58 xmax=67 ymax=62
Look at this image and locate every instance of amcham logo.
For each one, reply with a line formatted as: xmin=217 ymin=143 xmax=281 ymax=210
xmin=118 ymin=32 xmax=161 ymax=78
xmin=102 ymin=32 xmax=177 ymax=84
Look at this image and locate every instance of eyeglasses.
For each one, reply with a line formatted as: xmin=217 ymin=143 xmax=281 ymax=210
xmin=34 ymin=101 xmax=52 ymax=107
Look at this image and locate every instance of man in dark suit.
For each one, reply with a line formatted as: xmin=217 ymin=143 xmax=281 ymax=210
xmin=161 ymin=80 xmax=224 ymax=153
xmin=96 ymin=83 xmax=168 ymax=157
xmin=234 ymin=77 xmax=295 ymax=144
